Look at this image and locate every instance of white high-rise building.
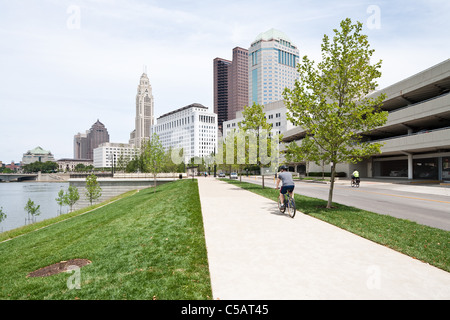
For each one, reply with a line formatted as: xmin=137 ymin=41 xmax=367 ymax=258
xmin=130 ymin=72 xmax=154 ymax=148
xmin=152 ymin=103 xmax=218 ymax=163
xmin=93 ymin=142 xmax=139 ymax=168
xmin=222 ymin=100 xmax=295 ymax=139
xmin=249 ymin=28 xmax=299 ymax=106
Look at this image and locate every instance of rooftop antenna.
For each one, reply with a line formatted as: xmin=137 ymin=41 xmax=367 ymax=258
xmin=143 ymin=64 xmax=147 ymax=74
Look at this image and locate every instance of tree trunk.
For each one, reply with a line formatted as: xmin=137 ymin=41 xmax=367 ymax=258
xmin=327 ymin=162 xmax=336 ymax=208
xmin=261 ymin=166 xmax=265 ymax=189
xmin=321 ymin=160 xmax=325 ymax=180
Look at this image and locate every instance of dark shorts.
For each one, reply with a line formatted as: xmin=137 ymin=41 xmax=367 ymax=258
xmin=280 ymin=185 xmax=294 ymax=194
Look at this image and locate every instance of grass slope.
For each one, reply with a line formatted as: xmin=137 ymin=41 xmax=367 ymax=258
xmin=0 ymin=179 xmax=212 ymax=300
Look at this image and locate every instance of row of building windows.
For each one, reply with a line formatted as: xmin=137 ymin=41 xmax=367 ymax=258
xmin=225 ymin=118 xmax=281 ymax=128
xmin=251 ymin=51 xmax=258 ymax=66
xmin=277 ymin=49 xmax=297 ymax=67
xmin=251 ymin=48 xmax=297 ymax=66
xmin=267 ymin=113 xmax=281 ymax=119
xmin=277 ymin=39 xmax=295 ymax=49
xmin=199 ymin=115 xmax=215 ymax=123
xmin=155 ymin=117 xmax=193 ymax=132
xmin=155 ymin=114 xmax=216 ymax=133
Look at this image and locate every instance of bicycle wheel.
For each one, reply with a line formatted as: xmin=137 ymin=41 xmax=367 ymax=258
xmin=278 ymin=196 xmax=286 ymax=213
xmin=287 ymin=196 xmax=296 ymax=218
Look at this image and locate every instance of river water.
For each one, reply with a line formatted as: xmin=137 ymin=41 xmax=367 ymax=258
xmin=0 ymin=182 xmax=69 ymax=233
xmin=0 ymin=179 xmax=167 ymax=233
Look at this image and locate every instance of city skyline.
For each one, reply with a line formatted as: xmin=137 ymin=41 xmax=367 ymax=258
xmin=1 ymin=0 xmax=449 ymax=163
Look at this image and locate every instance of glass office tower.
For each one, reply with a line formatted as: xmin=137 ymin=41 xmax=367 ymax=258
xmin=248 ymin=28 xmax=299 ymax=106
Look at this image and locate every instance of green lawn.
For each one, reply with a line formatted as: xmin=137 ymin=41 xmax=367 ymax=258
xmin=223 ymin=179 xmax=450 ymax=273
xmin=0 ymin=179 xmax=212 ymax=300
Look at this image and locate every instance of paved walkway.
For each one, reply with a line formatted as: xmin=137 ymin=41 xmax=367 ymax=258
xmin=197 ymin=178 xmax=450 ymax=300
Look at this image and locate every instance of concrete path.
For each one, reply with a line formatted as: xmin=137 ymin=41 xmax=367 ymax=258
xmin=197 ymin=178 xmax=450 ymax=300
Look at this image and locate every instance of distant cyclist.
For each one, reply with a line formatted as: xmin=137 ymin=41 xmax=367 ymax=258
xmin=276 ymin=165 xmax=295 ymax=207
xmin=351 ymin=170 xmax=360 ymax=184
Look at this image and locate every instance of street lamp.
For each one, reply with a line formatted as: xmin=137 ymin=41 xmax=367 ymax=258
xmin=213 ymin=146 xmax=217 ymax=177
xmin=109 ymin=153 xmax=116 ymax=177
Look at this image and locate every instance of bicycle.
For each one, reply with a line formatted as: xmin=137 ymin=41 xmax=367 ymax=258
xmin=277 ymin=189 xmax=296 ymax=218
xmin=351 ymin=177 xmax=360 ymax=188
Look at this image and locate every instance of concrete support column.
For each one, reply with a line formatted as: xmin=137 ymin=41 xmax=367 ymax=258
xmin=407 ymin=154 xmax=413 ymax=179
xmin=438 ymin=157 xmax=443 ymax=181
xmin=401 ymin=151 xmax=413 ymax=179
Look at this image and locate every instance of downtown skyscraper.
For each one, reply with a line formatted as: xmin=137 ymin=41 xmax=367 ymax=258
xmin=130 ymin=72 xmax=154 ymax=148
xmin=213 ymin=47 xmax=248 ymax=132
xmin=74 ymin=119 xmax=110 ymax=160
xmin=248 ymin=28 xmax=299 ymax=106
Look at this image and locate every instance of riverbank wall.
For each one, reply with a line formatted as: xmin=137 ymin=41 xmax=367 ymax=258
xmin=68 ymin=177 xmax=182 ymax=211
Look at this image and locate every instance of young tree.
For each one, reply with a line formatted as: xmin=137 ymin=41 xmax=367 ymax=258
xmin=285 ymin=138 xmax=329 ymax=178
xmin=116 ymin=145 xmax=131 ymax=173
xmin=66 ymin=185 xmax=80 ymax=212
xmin=225 ymin=130 xmax=260 ymax=182
xmin=143 ymin=133 xmax=165 ymax=192
xmin=283 ymin=18 xmax=388 ymax=208
xmin=162 ymin=147 xmax=178 ymax=173
xmin=85 ymin=174 xmax=102 ymax=206
xmin=238 ymin=102 xmax=273 ymax=188
xmin=0 ymin=207 xmax=6 ymax=231
xmin=55 ymin=189 xmax=69 ymax=215
xmin=24 ymin=198 xmax=40 ymax=224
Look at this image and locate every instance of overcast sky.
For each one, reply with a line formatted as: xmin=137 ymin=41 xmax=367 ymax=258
xmin=0 ymin=0 xmax=449 ymax=163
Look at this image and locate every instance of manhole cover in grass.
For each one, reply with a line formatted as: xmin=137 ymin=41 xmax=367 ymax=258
xmin=27 ymin=259 xmax=91 ymax=278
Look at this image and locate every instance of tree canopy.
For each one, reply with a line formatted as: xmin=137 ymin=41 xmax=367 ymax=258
xmin=85 ymin=174 xmax=102 ymax=206
xmin=22 ymin=161 xmax=58 ymax=173
xmin=238 ymin=102 xmax=279 ymax=188
xmin=143 ymin=133 xmax=166 ymax=192
xmin=283 ymin=18 xmax=388 ymax=208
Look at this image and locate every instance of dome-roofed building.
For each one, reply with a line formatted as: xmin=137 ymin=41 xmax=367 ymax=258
xmin=22 ymin=146 xmax=56 ymax=165
xmin=253 ymin=28 xmax=293 ymax=43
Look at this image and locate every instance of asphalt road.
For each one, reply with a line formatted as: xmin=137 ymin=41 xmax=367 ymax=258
xmin=239 ymin=176 xmax=450 ymax=231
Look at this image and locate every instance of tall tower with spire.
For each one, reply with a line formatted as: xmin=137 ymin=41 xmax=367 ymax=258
xmin=130 ymin=71 xmax=154 ymax=148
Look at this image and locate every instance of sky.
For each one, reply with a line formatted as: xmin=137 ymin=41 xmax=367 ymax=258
xmin=0 ymin=0 xmax=449 ymax=163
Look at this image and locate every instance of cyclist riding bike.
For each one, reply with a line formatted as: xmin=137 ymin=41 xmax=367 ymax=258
xmin=351 ymin=170 xmax=360 ymax=184
xmin=276 ymin=165 xmax=295 ymax=207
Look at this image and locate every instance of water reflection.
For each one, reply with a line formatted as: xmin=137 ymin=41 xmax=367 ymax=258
xmin=0 ymin=182 xmax=69 ymax=232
